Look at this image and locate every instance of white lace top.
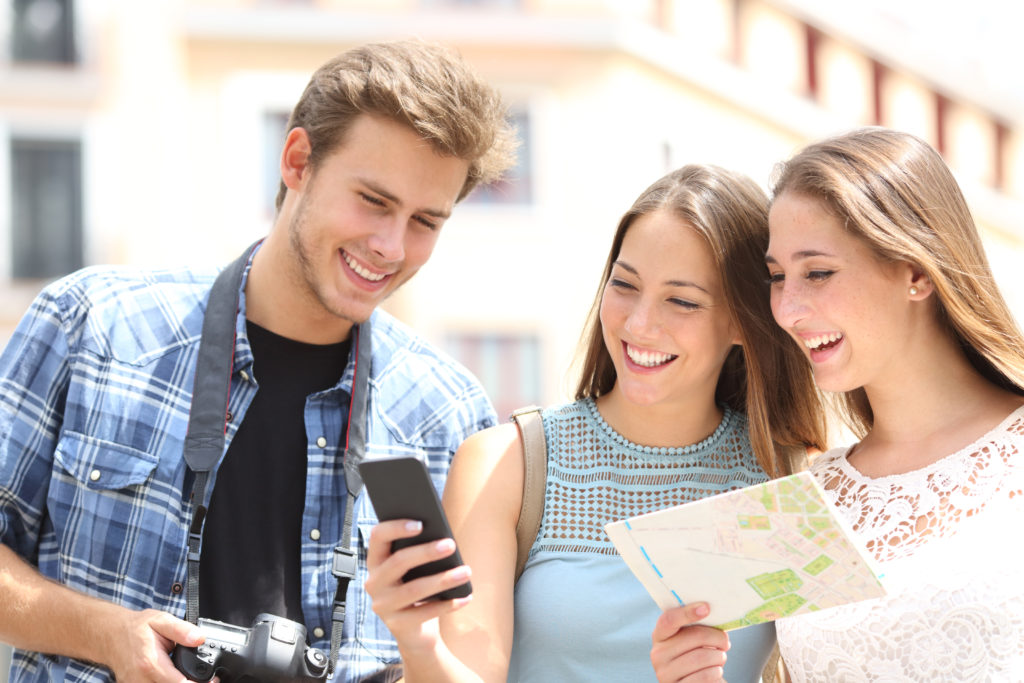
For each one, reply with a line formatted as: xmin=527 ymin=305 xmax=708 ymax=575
xmin=776 ymin=405 xmax=1024 ymax=682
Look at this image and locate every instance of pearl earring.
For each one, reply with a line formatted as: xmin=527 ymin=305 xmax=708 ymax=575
xmin=909 ymin=286 xmax=919 ymax=296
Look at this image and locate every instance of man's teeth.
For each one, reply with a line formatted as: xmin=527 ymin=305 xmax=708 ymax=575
xmin=805 ymin=333 xmax=843 ymax=350
xmin=626 ymin=345 xmax=676 ymax=367
xmin=344 ymin=252 xmax=387 ymax=282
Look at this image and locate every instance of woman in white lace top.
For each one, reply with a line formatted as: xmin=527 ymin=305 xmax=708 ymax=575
xmin=655 ymin=127 xmax=1024 ymax=682
xmin=763 ymin=128 xmax=1024 ymax=682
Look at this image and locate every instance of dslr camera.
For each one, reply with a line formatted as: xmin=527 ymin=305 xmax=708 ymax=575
xmin=171 ymin=613 xmax=329 ymax=682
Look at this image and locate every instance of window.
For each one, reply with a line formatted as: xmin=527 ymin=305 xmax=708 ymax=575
xmin=422 ymin=0 xmax=522 ymax=7
xmin=263 ymin=111 xmax=290 ymax=217
xmin=10 ymin=137 xmax=83 ymax=279
xmin=466 ymin=105 xmax=532 ymax=205
xmin=11 ymin=0 xmax=76 ymax=64
xmin=444 ymin=332 xmax=541 ymax=422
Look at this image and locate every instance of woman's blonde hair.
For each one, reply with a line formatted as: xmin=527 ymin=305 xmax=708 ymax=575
xmin=575 ymin=165 xmax=827 ymax=476
xmin=771 ymin=127 xmax=1024 ymax=436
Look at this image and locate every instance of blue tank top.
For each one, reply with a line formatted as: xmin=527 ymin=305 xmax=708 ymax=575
xmin=508 ymin=398 xmax=775 ymax=682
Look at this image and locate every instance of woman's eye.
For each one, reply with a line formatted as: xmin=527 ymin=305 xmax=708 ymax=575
xmin=360 ymin=193 xmax=385 ymax=207
xmin=766 ymin=272 xmax=785 ymax=285
xmin=608 ymin=277 xmax=636 ymax=292
xmin=807 ymin=270 xmax=835 ymax=281
xmin=669 ymin=298 xmax=700 ymax=311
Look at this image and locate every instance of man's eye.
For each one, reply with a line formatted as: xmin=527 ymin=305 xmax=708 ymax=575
xmin=413 ymin=215 xmax=438 ymax=230
xmin=360 ymin=193 xmax=385 ymax=207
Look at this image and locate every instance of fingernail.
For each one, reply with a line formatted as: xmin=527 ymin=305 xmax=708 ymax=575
xmin=451 ymin=565 xmax=470 ymax=580
xmin=435 ymin=538 xmax=455 ymax=553
xmin=695 ymin=603 xmax=710 ymax=617
xmin=405 ymin=520 xmax=423 ymax=533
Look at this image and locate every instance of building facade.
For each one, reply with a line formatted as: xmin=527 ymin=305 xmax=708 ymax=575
xmin=3 ymin=0 xmax=1024 ymax=674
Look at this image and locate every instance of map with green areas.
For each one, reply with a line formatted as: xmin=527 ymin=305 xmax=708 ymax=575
xmin=604 ymin=471 xmax=887 ymax=630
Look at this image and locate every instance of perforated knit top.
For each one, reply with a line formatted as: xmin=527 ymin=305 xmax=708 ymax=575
xmin=507 ymin=397 xmax=775 ymax=682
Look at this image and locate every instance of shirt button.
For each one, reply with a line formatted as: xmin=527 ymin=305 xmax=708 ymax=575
xmin=171 ymin=582 xmax=184 ymax=594
xmin=316 ymin=436 xmax=327 ymax=448
xmin=240 ymin=370 xmax=250 ymax=382
xmin=225 ymin=411 xmax=233 ymax=422
xmin=313 ymin=627 xmax=325 ymax=639
xmin=89 ymin=469 xmax=101 ymax=482
xmin=310 ymin=529 xmax=321 ymax=541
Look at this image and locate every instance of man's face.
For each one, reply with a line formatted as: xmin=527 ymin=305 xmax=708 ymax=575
xmin=279 ymin=115 xmax=470 ymax=339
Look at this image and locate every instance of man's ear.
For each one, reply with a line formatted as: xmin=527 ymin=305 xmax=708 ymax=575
xmin=280 ymin=127 xmax=312 ymax=191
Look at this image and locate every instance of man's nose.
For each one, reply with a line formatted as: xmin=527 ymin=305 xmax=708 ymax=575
xmin=368 ymin=216 xmax=406 ymax=262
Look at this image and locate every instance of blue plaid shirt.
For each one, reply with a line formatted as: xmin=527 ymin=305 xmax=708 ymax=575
xmin=0 ymin=253 xmax=497 ymax=682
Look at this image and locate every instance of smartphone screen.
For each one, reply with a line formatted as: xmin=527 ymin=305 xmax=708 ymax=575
xmin=358 ymin=456 xmax=472 ymax=600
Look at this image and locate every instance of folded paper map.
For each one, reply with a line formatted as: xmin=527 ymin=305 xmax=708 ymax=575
xmin=604 ymin=471 xmax=886 ymax=630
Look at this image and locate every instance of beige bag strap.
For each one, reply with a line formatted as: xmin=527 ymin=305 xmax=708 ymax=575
xmin=510 ymin=405 xmax=546 ymax=582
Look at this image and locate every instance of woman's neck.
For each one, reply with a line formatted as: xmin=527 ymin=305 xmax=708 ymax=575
xmin=595 ymin=389 xmax=724 ymax=450
xmin=851 ymin=341 xmax=1022 ymax=476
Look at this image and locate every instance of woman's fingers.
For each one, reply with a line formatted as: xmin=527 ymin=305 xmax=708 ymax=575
xmin=651 ymin=604 xmax=730 ymax=683
xmin=364 ymin=520 xmax=472 ymax=619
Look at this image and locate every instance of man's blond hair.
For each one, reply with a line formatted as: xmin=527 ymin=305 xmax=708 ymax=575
xmin=275 ymin=40 xmax=518 ymax=209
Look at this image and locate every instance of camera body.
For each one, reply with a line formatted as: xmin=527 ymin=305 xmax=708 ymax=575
xmin=172 ymin=613 xmax=329 ymax=682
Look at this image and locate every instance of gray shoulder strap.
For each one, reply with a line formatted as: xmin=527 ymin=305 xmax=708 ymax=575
xmin=510 ymin=405 xmax=546 ymax=582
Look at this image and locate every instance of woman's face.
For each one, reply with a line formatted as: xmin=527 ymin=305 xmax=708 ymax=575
xmin=600 ymin=209 xmax=739 ymax=410
xmin=765 ymin=192 xmax=914 ymax=394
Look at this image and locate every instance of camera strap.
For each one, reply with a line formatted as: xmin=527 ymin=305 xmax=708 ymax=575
xmin=328 ymin=315 xmax=369 ymax=676
xmin=182 ymin=242 xmax=255 ymax=626
xmin=181 ymin=241 xmax=371 ymax=679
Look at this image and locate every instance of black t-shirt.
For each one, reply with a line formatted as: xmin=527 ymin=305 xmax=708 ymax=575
xmin=199 ymin=321 xmax=350 ymax=628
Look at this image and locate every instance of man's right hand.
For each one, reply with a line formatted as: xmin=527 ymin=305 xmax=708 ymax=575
xmin=101 ymin=608 xmax=206 ymax=682
xmin=0 ymin=544 xmax=206 ymax=682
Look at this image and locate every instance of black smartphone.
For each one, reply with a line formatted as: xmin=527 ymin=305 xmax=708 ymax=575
xmin=358 ymin=456 xmax=471 ymax=600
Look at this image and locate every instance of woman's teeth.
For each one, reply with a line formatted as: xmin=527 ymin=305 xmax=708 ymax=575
xmin=805 ymin=332 xmax=843 ymax=350
xmin=626 ymin=345 xmax=677 ymax=367
xmin=344 ymin=252 xmax=387 ymax=282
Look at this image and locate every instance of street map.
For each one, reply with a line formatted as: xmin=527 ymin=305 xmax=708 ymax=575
xmin=604 ymin=471 xmax=887 ymax=630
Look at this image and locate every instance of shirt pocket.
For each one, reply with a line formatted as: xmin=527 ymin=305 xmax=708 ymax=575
xmin=50 ymin=430 xmax=186 ymax=607
xmin=54 ymin=430 xmax=160 ymax=489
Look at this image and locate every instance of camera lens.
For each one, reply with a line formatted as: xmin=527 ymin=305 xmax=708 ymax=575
xmin=305 ymin=648 xmax=328 ymax=676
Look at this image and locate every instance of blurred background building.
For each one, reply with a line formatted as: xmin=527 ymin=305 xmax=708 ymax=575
xmin=1 ymin=0 xmax=1024 ymax=671
xmin=3 ymin=0 xmax=1024 ymax=418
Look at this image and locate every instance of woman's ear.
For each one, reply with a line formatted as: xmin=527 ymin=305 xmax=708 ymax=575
xmin=280 ymin=127 xmax=312 ymax=192
xmin=906 ymin=264 xmax=934 ymax=300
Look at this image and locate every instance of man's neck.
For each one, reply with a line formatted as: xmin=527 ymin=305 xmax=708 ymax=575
xmin=243 ymin=235 xmax=355 ymax=345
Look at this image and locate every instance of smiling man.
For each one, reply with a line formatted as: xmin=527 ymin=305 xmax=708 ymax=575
xmin=0 ymin=41 xmax=516 ymax=683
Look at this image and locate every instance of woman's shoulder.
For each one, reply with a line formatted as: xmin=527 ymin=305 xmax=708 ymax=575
xmin=806 ymin=444 xmax=854 ymax=474
xmin=457 ymin=421 xmax=523 ymax=462
xmin=540 ymin=397 xmax=592 ymax=422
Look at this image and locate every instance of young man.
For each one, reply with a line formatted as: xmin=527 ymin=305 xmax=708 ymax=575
xmin=0 ymin=40 xmax=516 ymax=683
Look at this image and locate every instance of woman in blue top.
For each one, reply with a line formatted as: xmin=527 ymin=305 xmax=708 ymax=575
xmin=365 ymin=164 xmax=827 ymax=682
